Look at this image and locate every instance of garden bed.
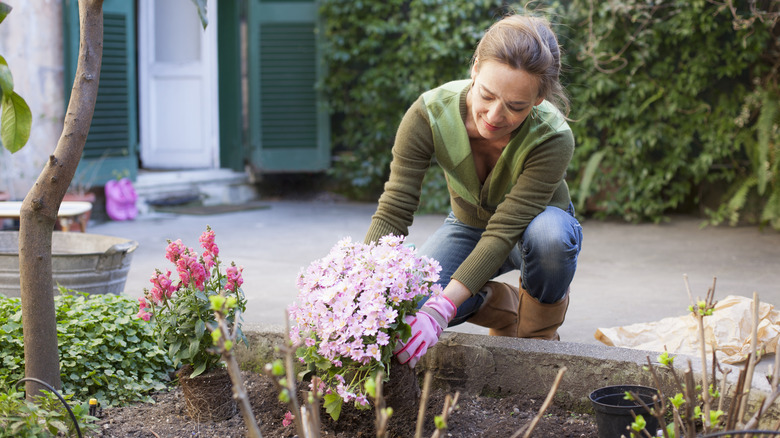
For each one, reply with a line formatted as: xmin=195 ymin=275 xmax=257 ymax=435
xmin=95 ymin=369 xmax=598 ymax=437
xmin=94 ymin=326 xmax=779 ymax=437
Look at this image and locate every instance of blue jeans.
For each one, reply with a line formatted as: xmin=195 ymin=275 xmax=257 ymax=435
xmin=418 ymin=205 xmax=583 ymax=326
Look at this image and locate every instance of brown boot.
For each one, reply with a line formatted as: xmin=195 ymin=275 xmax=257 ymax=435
xmin=516 ymin=285 xmax=569 ymax=340
xmin=467 ymin=281 xmax=520 ymax=336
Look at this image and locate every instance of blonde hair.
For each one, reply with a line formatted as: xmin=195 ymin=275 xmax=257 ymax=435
xmin=473 ymin=14 xmax=569 ymax=116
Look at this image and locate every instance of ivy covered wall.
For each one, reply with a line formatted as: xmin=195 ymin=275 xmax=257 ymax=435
xmin=318 ymin=0 xmax=779 ymax=228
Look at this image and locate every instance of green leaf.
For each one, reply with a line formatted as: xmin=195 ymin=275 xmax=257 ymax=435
xmin=194 ymin=319 xmax=205 ymax=338
xmin=630 ymin=414 xmax=647 ymax=432
xmin=755 ymin=92 xmax=776 ymax=195
xmin=1 ymin=91 xmax=31 ymax=153
xmin=364 ymin=376 xmax=377 ymax=398
xmin=190 ymin=361 xmax=207 ymax=378
xmin=0 ymin=55 xmax=13 ymax=97
xmin=323 ymin=393 xmax=343 ymax=421
xmin=189 ymin=0 xmax=208 ymax=29
xmin=271 ymin=359 xmax=285 ymax=377
xmin=187 ymin=339 xmax=200 ymax=359
xmin=576 ymin=150 xmax=606 ymax=213
xmin=657 ymin=351 xmax=675 ymax=367
xmin=0 ymin=3 xmax=11 ymax=25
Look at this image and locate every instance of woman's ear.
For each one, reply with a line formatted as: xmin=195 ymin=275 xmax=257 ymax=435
xmin=470 ymin=58 xmax=479 ymax=80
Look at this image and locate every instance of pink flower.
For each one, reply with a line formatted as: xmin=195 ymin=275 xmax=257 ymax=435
xmin=136 ymin=308 xmax=151 ymax=321
xmin=175 ymin=252 xmax=207 ymax=290
xmin=199 ymin=228 xmax=219 ymax=257
xmin=226 ymin=264 xmax=243 ymax=292
xmin=188 ymin=259 xmax=208 ymax=291
xmin=201 ymin=252 xmax=215 ymax=271
xmin=199 ymin=228 xmax=219 ymax=271
xmin=149 ymin=269 xmax=177 ymax=304
xmin=290 ymin=234 xmax=441 ymax=413
xmin=165 ymin=239 xmax=187 ymax=263
xmin=282 ymin=411 xmax=294 ymax=427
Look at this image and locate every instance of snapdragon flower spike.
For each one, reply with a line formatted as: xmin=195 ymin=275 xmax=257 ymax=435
xmin=165 ymin=239 xmax=187 ymax=263
xmin=137 ymin=297 xmax=152 ymax=321
xmin=199 ymin=227 xmax=219 ymax=270
xmin=289 ymin=235 xmax=441 ymax=408
xmin=199 ymin=227 xmax=219 ymax=257
xmin=226 ymin=263 xmax=244 ymax=292
xmin=149 ymin=269 xmax=176 ymax=304
xmin=174 ymin=249 xmax=208 ymax=291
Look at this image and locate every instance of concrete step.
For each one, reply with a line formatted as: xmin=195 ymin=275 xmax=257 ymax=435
xmin=134 ymin=169 xmax=258 ymax=215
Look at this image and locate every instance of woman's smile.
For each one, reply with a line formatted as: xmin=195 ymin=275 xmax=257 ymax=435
xmin=467 ymin=60 xmax=544 ymax=141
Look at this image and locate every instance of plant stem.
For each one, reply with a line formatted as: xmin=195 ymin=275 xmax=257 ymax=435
xmin=738 ymin=292 xmax=761 ymax=426
xmin=212 ymin=310 xmax=263 ymax=438
xmin=511 ymin=366 xmax=567 ymax=438
xmin=415 ymin=372 xmax=433 ymax=438
xmin=372 ymin=372 xmax=388 ymax=438
xmin=431 ymin=392 xmax=460 ymax=438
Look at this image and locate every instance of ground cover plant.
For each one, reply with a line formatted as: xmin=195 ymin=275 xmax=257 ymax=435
xmin=0 ymin=289 xmax=173 ymax=407
xmin=0 ymin=384 xmax=98 ymax=437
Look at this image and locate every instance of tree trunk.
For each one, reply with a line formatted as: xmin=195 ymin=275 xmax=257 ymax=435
xmin=19 ymin=0 xmax=103 ymax=396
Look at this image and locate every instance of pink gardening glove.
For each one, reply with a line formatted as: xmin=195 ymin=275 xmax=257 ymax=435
xmin=394 ymin=294 xmax=457 ymax=368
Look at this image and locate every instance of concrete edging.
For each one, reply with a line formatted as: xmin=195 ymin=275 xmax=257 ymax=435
xmin=238 ymin=324 xmax=778 ymax=420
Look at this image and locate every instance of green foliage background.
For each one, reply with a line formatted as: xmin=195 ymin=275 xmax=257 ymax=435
xmin=319 ymin=0 xmax=508 ymax=212
xmin=319 ymin=0 xmax=779 ymax=227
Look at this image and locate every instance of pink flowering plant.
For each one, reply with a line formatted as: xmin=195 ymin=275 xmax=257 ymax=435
xmin=288 ymin=235 xmax=442 ymax=420
xmin=137 ymin=226 xmax=247 ymax=378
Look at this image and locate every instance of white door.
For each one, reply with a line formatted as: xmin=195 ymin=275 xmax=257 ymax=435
xmin=138 ymin=0 xmax=219 ymax=169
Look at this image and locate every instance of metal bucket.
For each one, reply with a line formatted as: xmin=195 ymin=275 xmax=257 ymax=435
xmin=0 ymin=231 xmax=138 ymax=297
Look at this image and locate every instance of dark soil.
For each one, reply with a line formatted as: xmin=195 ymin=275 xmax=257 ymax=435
xmin=94 ymin=370 xmax=599 ymax=438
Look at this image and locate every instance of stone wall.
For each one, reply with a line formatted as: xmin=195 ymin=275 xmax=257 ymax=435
xmin=0 ymin=0 xmax=64 ymax=199
xmin=237 ymin=324 xmax=780 ymax=425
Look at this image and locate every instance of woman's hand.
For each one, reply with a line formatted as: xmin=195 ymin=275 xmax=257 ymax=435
xmin=393 ymin=293 xmax=457 ymax=367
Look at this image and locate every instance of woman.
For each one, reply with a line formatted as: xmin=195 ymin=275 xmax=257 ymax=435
xmin=364 ymin=13 xmax=583 ymax=368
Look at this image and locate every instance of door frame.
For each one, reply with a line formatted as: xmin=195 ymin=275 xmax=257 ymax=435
xmin=137 ymin=0 xmax=220 ymax=169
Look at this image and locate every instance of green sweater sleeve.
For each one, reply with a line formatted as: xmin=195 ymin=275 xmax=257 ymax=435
xmin=364 ymin=97 xmax=433 ymax=244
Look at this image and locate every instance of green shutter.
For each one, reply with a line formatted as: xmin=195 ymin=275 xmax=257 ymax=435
xmin=248 ymin=0 xmax=330 ymax=172
xmin=63 ymin=0 xmax=137 ymax=185
xmin=217 ymin=0 xmax=244 ymax=171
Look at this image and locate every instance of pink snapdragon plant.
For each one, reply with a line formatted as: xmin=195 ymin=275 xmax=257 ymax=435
xmin=137 ymin=226 xmax=247 ymax=378
xmin=289 ymin=235 xmax=442 ymax=420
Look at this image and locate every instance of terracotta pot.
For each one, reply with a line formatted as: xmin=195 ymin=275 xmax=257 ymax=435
xmin=178 ymin=365 xmax=237 ymax=422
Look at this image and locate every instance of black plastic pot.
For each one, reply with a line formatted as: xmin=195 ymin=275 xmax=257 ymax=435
xmin=589 ymin=385 xmax=660 ymax=438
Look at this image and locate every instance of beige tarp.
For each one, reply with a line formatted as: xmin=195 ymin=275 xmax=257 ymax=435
xmin=595 ymin=295 xmax=780 ymax=364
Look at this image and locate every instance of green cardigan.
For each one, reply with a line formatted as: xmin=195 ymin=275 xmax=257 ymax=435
xmin=364 ymin=80 xmax=574 ymax=294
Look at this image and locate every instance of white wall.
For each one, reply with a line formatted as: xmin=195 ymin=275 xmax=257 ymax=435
xmin=0 ymin=0 xmax=64 ymax=200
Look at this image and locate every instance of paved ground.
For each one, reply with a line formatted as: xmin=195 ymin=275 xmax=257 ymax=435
xmin=89 ymin=199 xmax=780 ymax=345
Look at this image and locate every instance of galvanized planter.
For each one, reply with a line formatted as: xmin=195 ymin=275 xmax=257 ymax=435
xmin=0 ymin=231 xmax=138 ymax=297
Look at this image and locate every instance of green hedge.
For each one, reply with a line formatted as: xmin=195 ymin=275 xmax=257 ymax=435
xmin=320 ymin=0 xmax=779 ymax=227
xmin=319 ymin=0 xmax=508 ymax=211
xmin=563 ymin=0 xmax=778 ymax=226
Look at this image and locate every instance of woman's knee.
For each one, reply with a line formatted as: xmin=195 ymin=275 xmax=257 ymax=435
xmin=523 ymin=207 xmax=582 ymax=260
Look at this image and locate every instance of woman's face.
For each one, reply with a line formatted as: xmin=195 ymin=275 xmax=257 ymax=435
xmin=469 ymin=60 xmax=544 ymax=141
